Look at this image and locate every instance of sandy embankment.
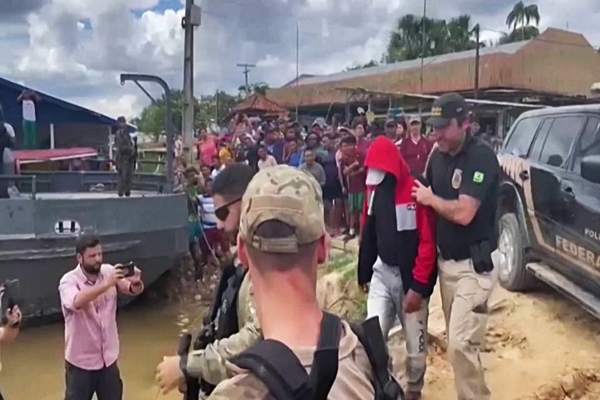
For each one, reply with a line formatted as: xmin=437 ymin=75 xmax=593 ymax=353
xmin=322 ymin=239 xmax=600 ymax=400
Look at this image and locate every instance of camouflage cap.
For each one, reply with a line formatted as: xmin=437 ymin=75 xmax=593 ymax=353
xmin=239 ymin=165 xmax=325 ymax=254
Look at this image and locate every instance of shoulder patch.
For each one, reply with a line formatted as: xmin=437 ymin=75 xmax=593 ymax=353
xmin=473 ymin=171 xmax=484 ymax=184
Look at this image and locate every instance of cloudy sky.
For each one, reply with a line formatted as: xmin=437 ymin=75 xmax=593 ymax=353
xmin=0 ymin=0 xmax=598 ymax=119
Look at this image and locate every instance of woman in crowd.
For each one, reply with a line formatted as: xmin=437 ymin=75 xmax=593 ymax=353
xmin=320 ymin=135 xmax=345 ymax=236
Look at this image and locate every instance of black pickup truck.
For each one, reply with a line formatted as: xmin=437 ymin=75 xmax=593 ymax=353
xmin=496 ymin=104 xmax=600 ymax=318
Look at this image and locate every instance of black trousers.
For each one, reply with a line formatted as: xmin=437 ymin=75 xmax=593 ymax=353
xmin=65 ymin=361 xmax=123 ymax=400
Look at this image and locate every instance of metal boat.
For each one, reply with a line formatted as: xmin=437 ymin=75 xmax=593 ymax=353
xmin=0 ymin=148 xmax=188 ymax=318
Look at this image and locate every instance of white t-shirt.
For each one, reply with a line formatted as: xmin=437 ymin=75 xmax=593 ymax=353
xmin=22 ymin=100 xmax=36 ymax=122
xmin=3 ymin=123 xmax=15 ymax=163
xmin=257 ymin=155 xmax=277 ymax=170
xmin=210 ymin=164 xmax=225 ymax=179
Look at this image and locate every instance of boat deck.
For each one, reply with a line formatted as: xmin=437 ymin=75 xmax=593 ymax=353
xmin=14 ymin=191 xmax=166 ymax=200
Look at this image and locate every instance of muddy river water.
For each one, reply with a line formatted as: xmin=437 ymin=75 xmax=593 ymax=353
xmin=0 ymin=298 xmax=205 ymax=400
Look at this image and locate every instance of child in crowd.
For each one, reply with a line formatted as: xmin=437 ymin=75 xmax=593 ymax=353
xmin=340 ymin=135 xmax=366 ymax=241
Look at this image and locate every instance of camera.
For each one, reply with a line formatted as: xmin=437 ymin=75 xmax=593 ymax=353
xmin=1 ymin=279 xmax=20 ymax=324
xmin=117 ymin=262 xmax=135 ymax=278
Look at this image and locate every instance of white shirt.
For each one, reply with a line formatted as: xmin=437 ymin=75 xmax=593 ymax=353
xmin=210 ymin=164 xmax=225 ymax=179
xmin=22 ymin=100 xmax=36 ymax=121
xmin=3 ymin=123 xmax=15 ymax=164
xmin=257 ymin=155 xmax=277 ymax=170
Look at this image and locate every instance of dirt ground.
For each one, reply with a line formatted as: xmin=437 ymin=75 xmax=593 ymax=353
xmin=395 ymin=281 xmax=600 ymax=400
xmin=330 ymin=239 xmax=600 ymax=400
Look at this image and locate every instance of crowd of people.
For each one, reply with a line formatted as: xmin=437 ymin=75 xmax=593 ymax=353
xmin=154 ymin=93 xmax=501 ymax=400
xmin=176 ymin=110 xmax=442 ymax=279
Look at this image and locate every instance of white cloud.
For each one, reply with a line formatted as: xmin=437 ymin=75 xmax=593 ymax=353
xmin=75 ymin=94 xmax=145 ymax=119
xmin=0 ymin=0 xmax=598 ymax=122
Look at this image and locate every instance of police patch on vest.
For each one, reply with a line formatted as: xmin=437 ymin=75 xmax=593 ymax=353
xmin=452 ymin=168 xmax=462 ymax=189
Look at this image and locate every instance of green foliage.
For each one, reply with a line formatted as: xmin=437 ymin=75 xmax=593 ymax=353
xmin=134 ymin=89 xmax=240 ymax=140
xmin=385 ymin=14 xmax=481 ymax=63
xmin=501 ymin=1 xmax=541 ymax=44
xmin=238 ymin=82 xmax=270 ymax=98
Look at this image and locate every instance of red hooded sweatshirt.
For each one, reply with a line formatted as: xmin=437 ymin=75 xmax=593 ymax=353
xmin=357 ymin=136 xmax=437 ymax=296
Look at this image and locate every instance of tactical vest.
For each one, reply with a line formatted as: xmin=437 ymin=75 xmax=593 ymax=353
xmin=209 ymin=262 xmax=248 ymax=340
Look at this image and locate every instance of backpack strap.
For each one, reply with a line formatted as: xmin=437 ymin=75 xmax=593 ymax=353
xmin=309 ymin=312 xmax=342 ymax=400
xmin=233 ymin=340 xmax=313 ymax=400
xmin=351 ymin=317 xmax=403 ymax=400
xmin=232 ymin=312 xmax=342 ymax=400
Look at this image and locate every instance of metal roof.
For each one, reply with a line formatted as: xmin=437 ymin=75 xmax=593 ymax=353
xmin=0 ymin=76 xmax=136 ymax=129
xmin=291 ymin=41 xmax=530 ymax=87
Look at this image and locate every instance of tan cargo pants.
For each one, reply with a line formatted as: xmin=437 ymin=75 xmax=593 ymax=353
xmin=438 ymin=255 xmax=497 ymax=400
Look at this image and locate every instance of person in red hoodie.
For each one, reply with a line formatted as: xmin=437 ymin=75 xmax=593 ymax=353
xmin=358 ymin=135 xmax=437 ymax=400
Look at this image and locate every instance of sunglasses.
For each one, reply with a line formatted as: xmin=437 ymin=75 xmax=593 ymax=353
xmin=214 ymin=198 xmax=242 ymax=222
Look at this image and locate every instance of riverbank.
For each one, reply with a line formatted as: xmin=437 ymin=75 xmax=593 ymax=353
xmin=329 ymin=238 xmax=600 ymax=399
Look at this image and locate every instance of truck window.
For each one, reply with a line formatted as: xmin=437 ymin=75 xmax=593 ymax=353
xmin=537 ymin=116 xmax=586 ymax=168
xmin=529 ymin=118 xmax=554 ymax=162
xmin=503 ymin=116 xmax=542 ymax=157
xmin=572 ymin=116 xmax=600 ymax=175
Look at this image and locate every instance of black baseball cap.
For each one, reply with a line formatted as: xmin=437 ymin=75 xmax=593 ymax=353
xmin=427 ymin=93 xmax=468 ymax=128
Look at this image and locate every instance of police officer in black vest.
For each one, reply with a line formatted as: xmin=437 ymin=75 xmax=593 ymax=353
xmin=155 ymin=163 xmax=261 ymax=398
xmin=412 ymin=93 xmax=499 ymax=400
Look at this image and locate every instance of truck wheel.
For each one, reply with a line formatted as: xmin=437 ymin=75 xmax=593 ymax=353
xmin=497 ymin=212 xmax=537 ymax=291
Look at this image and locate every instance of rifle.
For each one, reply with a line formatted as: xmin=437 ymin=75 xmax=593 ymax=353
xmin=178 ymin=333 xmax=200 ymax=400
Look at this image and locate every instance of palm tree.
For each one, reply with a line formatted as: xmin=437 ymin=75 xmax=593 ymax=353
xmin=385 ymin=14 xmax=482 ymax=63
xmin=506 ymin=1 xmax=541 ymax=41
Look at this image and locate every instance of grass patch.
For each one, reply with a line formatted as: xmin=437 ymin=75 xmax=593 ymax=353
xmin=318 ymin=253 xmax=367 ymax=322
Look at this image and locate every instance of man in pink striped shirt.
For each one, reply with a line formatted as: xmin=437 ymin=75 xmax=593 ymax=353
xmin=59 ymin=235 xmax=144 ymax=400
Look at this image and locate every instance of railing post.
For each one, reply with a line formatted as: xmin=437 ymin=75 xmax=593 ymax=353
xmin=31 ymin=175 xmax=37 ymax=200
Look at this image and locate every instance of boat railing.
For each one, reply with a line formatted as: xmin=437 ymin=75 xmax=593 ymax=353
xmin=0 ymin=171 xmax=169 ymax=198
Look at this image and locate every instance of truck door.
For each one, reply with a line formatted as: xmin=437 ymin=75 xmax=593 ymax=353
xmin=556 ymin=115 xmax=600 ymax=293
xmin=527 ymin=115 xmax=586 ymax=280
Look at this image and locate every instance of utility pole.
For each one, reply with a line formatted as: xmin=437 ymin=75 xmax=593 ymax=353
xmin=181 ymin=0 xmax=201 ymax=161
xmin=474 ymin=24 xmax=481 ymax=99
xmin=419 ymin=0 xmax=427 ymax=115
xmin=237 ymin=63 xmax=255 ymax=93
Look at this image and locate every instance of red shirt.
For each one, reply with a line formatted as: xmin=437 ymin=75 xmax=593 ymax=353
xmin=341 ymin=153 xmax=367 ymax=194
xmin=399 ymin=136 xmax=433 ymax=175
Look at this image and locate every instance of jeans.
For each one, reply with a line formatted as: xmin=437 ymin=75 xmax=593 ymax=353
xmin=367 ymin=257 xmax=429 ymax=393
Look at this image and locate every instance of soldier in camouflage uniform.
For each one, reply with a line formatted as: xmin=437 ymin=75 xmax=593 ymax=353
xmin=207 ymin=165 xmax=380 ymax=400
xmin=155 ymin=163 xmax=262 ymax=395
xmin=114 ymin=116 xmax=135 ymax=197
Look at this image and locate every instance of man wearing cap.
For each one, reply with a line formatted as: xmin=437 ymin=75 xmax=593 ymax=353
xmin=207 ymin=165 xmax=378 ymax=399
xmin=400 ymin=116 xmax=433 ymax=175
xmin=114 ymin=116 xmax=135 ymax=197
xmin=412 ymin=93 xmax=499 ymax=400
xmin=155 ymin=163 xmax=262 ymax=396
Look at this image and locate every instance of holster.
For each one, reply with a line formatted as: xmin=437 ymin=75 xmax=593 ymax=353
xmin=469 ymin=240 xmax=494 ymax=274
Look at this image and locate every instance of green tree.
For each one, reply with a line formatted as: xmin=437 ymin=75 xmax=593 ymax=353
xmin=134 ymin=90 xmax=240 ymax=139
xmin=238 ymin=82 xmax=270 ymax=97
xmin=502 ymin=1 xmax=541 ymax=43
xmin=385 ymin=14 xmax=482 ymax=63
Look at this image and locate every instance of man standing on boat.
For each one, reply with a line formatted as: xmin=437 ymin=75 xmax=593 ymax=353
xmin=114 ymin=116 xmax=135 ymax=197
xmin=59 ymin=235 xmax=144 ymax=400
xmin=16 ymin=90 xmax=40 ymax=149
